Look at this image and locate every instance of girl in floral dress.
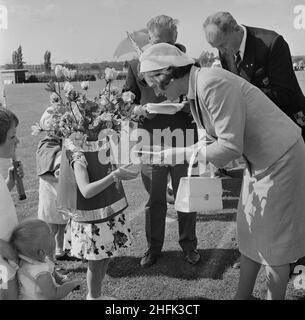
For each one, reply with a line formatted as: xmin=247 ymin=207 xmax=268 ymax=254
xmin=57 ymin=134 xmax=138 ymax=300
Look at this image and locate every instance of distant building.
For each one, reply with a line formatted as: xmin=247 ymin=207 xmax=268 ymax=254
xmin=0 ymin=69 xmax=28 ymax=84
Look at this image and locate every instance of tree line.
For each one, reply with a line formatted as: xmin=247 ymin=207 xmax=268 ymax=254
xmin=4 ymin=45 xmax=305 ymax=72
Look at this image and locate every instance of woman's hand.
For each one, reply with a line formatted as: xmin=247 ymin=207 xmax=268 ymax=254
xmin=0 ymin=239 xmax=19 ymax=264
xmin=112 ymin=164 xmax=139 ymax=181
xmin=133 ymin=105 xmax=156 ymax=120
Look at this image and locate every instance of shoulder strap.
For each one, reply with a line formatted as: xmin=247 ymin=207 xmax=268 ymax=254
xmin=194 ymin=69 xmax=205 ymax=129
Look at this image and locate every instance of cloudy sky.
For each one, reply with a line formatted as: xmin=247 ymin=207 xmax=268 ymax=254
xmin=0 ymin=0 xmax=304 ymax=65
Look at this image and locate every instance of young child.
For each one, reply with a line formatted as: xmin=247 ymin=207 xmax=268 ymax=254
xmin=36 ymin=110 xmax=68 ymax=260
xmin=58 ymin=134 xmax=138 ymax=300
xmin=0 ymin=106 xmax=22 ymax=300
xmin=37 ymin=139 xmax=68 ymax=259
xmin=10 ymin=219 xmax=80 ymax=300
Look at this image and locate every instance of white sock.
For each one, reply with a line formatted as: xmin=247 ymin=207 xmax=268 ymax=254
xmin=86 ymin=293 xmax=101 ymax=300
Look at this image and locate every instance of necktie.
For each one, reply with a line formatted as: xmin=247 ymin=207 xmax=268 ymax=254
xmin=235 ymin=51 xmax=242 ymax=74
xmin=224 ymin=53 xmax=239 ymax=75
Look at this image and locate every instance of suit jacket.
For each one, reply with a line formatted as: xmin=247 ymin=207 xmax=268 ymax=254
xmin=123 ymin=60 xmax=197 ymax=146
xmin=189 ymin=66 xmax=302 ymax=172
xmin=220 ymin=26 xmax=305 ymax=125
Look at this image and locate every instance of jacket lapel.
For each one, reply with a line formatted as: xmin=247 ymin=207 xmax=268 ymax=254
xmin=219 ymin=52 xmax=227 ymax=69
xmin=239 ymin=26 xmax=255 ymax=82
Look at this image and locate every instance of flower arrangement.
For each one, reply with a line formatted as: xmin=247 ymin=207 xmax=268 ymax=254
xmin=32 ymin=66 xmax=147 ymax=142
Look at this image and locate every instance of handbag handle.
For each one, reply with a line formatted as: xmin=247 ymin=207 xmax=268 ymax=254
xmin=187 ymin=145 xmax=201 ymax=177
xmin=187 ymin=139 xmax=216 ymax=178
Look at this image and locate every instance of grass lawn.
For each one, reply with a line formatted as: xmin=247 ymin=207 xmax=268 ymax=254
xmin=2 ymin=76 xmax=305 ymax=300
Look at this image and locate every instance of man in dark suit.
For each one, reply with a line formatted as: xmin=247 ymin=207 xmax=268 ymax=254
xmin=123 ymin=15 xmax=200 ymax=268
xmin=203 ymin=12 xmax=305 ymax=137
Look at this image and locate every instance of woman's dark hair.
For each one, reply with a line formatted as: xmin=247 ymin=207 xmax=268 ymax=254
xmin=0 ymin=106 xmax=19 ymax=145
xmin=147 ymin=64 xmax=193 ymax=91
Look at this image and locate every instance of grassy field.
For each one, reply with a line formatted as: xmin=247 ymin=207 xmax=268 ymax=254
xmin=1 ymin=73 xmax=305 ymax=300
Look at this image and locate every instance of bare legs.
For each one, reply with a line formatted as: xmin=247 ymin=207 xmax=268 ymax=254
xmin=265 ymin=264 xmax=289 ymax=300
xmin=235 ymin=254 xmax=261 ymax=300
xmin=87 ymin=259 xmax=110 ymax=299
xmin=235 ymin=254 xmax=290 ymax=300
xmin=49 ymin=223 xmax=66 ymax=256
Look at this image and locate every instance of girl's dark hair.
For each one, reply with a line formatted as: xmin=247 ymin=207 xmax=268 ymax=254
xmin=0 ymin=106 xmax=19 ymax=145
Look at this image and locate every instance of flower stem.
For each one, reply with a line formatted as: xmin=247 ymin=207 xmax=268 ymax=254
xmin=68 ymin=102 xmax=78 ymax=123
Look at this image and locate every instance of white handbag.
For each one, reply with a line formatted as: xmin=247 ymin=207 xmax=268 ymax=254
xmin=174 ymin=147 xmax=223 ymax=213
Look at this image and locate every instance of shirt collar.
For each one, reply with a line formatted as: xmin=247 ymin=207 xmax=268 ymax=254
xmin=236 ymin=25 xmax=247 ymax=60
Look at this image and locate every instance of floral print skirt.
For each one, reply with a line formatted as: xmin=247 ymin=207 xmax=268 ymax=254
xmin=63 ymin=212 xmax=133 ymax=260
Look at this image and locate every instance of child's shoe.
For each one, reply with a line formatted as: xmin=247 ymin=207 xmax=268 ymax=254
xmin=55 ymin=249 xmax=65 ymax=259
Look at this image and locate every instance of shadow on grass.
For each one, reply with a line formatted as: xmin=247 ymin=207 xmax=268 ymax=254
xmin=177 ymin=296 xmax=212 ymax=300
xmin=107 ymin=248 xmax=240 ymax=280
xmin=197 ymin=212 xmax=236 ymax=222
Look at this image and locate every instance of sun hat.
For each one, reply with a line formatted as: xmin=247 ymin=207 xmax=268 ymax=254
xmin=139 ymin=43 xmax=195 ymax=73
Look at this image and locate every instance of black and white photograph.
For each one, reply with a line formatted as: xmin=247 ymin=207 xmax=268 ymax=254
xmin=1 ymin=0 xmax=305 ymax=306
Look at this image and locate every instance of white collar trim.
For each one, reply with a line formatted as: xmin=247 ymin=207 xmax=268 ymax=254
xmin=237 ymin=25 xmax=247 ymax=60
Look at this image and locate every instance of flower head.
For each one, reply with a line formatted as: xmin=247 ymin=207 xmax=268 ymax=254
xmin=54 ymin=65 xmax=63 ymax=78
xmin=62 ymin=67 xmax=77 ymax=80
xmin=100 ymin=95 xmax=108 ymax=106
xmin=39 ymin=107 xmax=55 ymax=131
xmin=122 ymin=91 xmax=135 ymax=104
xmin=63 ymin=81 xmax=74 ymax=94
xmin=67 ymin=90 xmax=79 ymax=101
xmin=104 ymin=67 xmax=118 ymax=81
xmin=81 ymin=81 xmax=89 ymax=90
xmin=133 ymin=105 xmax=147 ymax=117
xmin=31 ymin=123 xmax=42 ymax=136
xmin=50 ymin=92 xmax=60 ymax=104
